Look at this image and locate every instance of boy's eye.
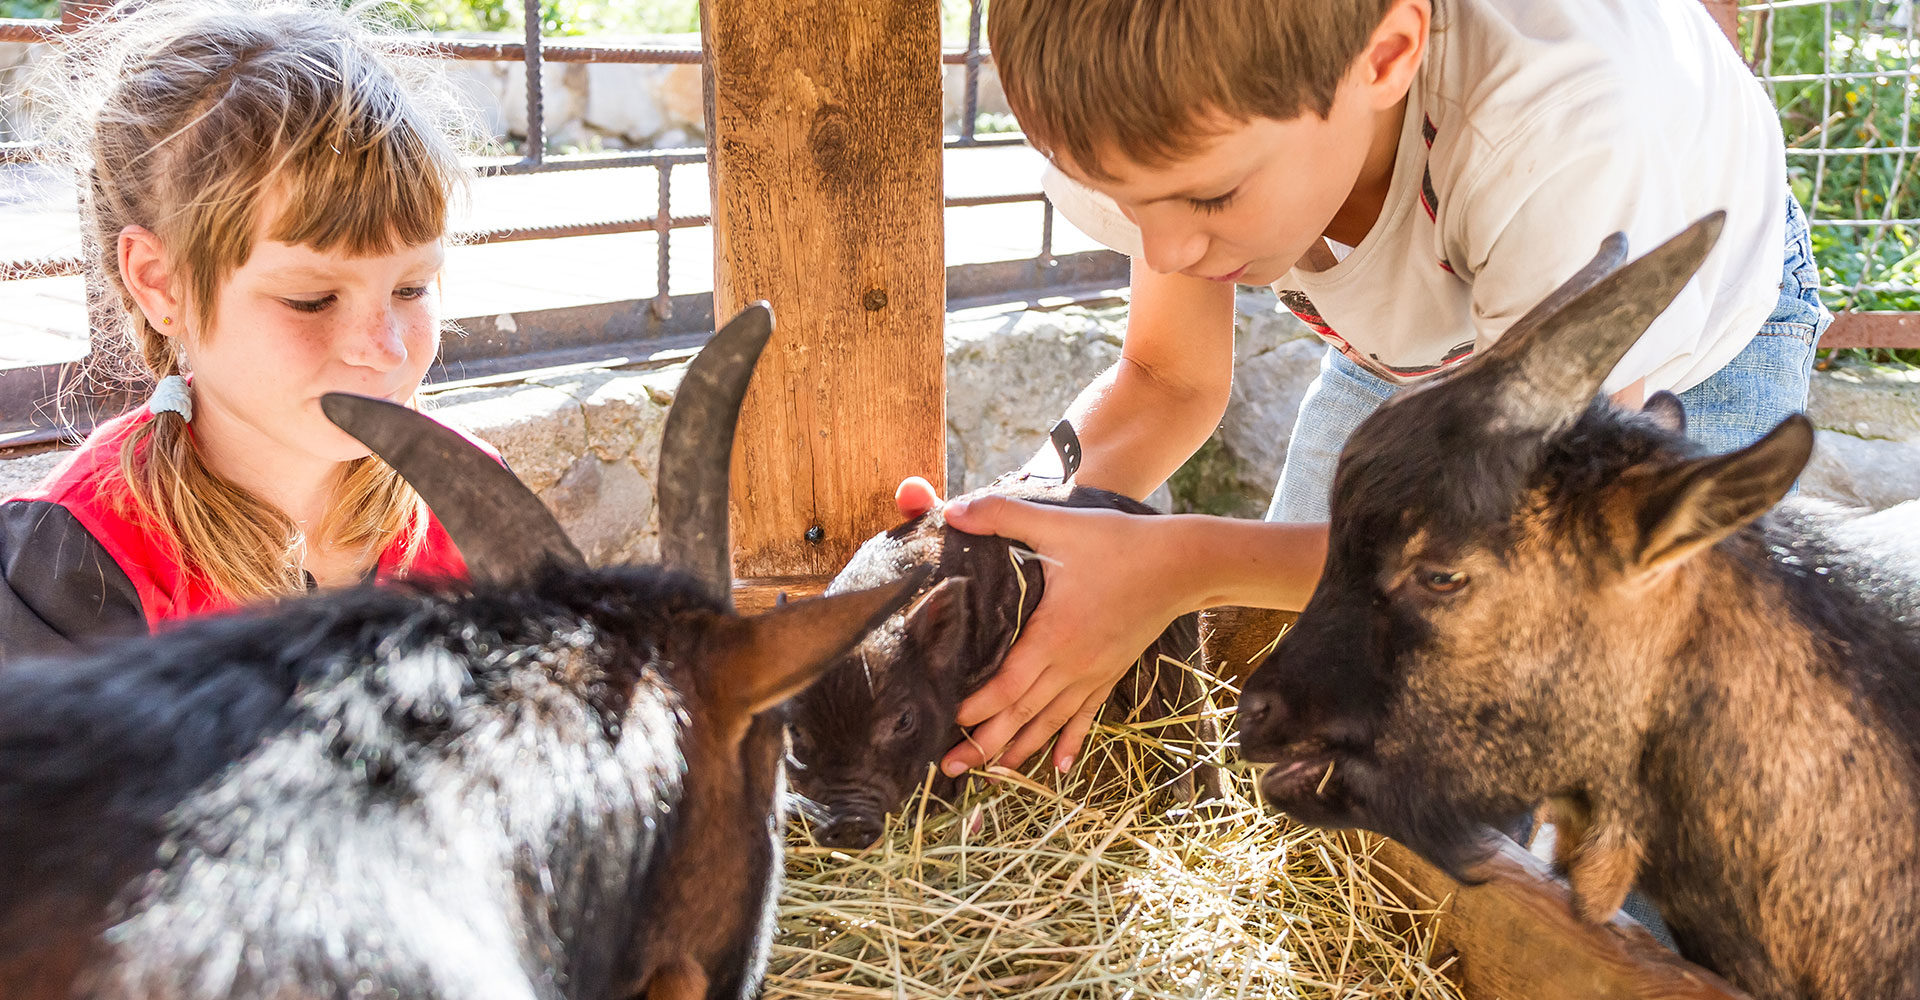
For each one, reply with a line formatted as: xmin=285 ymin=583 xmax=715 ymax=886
xmin=395 ymin=285 xmax=431 ymax=302
xmin=1188 ymin=190 xmax=1237 ymax=215
xmin=283 ymin=294 xmax=336 ymax=313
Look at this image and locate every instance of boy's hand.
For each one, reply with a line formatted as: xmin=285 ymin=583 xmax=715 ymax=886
xmin=935 ymin=493 xmax=1187 ymax=776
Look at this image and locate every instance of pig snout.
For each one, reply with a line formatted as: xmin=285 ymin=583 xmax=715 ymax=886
xmin=816 ymin=813 xmax=885 ymax=850
xmin=800 ymin=778 xmax=892 ymax=850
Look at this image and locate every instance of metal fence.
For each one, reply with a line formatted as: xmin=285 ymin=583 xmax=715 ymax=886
xmin=0 ymin=0 xmax=1106 ymax=452
xmin=3 ymin=0 xmax=1916 ymax=450
xmin=1735 ymin=0 xmax=1920 ymax=349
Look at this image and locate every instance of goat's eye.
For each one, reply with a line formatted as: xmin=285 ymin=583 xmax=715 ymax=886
xmin=888 ymin=708 xmax=918 ymax=738
xmin=1420 ymin=569 xmax=1468 ymax=594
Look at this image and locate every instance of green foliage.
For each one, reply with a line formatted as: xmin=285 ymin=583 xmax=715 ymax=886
xmin=1 ymin=0 xmax=58 ymax=17
xmin=1757 ymin=2 xmax=1920 ymax=364
xmin=384 ymin=0 xmax=699 ymax=36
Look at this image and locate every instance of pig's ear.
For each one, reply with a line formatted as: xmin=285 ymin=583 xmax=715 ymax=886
xmin=709 ymin=567 xmax=932 ymax=718
xmin=904 ymin=578 xmax=971 ymax=685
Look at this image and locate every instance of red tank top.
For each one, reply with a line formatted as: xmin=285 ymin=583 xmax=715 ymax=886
xmin=10 ymin=407 xmax=477 ymax=627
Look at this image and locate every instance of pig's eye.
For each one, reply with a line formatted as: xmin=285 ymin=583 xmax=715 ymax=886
xmin=887 ymin=707 xmax=918 ymax=738
xmin=1419 ymin=568 xmax=1468 ymax=594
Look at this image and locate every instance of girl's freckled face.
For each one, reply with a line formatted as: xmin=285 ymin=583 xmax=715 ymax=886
xmin=184 ymin=227 xmax=444 ymax=467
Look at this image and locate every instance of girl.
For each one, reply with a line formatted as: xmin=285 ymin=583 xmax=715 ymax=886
xmin=1 ymin=0 xmax=482 ymax=663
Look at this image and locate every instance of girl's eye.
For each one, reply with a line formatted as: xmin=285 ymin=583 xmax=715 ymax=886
xmin=284 ymin=294 xmax=335 ymax=313
xmin=1188 ymin=190 xmax=1237 ymax=215
xmin=1420 ymin=569 xmax=1468 ymax=594
xmin=395 ymin=285 xmax=430 ymax=302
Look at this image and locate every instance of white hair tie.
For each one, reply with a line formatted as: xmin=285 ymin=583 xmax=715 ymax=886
xmin=148 ymin=375 xmax=193 ymax=422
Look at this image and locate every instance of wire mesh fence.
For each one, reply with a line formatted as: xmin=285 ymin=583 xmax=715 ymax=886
xmin=1740 ymin=0 xmax=1920 ymax=358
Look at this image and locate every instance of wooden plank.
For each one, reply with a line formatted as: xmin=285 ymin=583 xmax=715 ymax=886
xmin=1821 ymin=311 xmax=1920 ymax=350
xmin=1366 ymin=835 xmax=1750 ymax=1000
xmin=700 ymin=0 xmax=946 ymax=587
xmin=732 ymin=574 xmax=833 ymax=616
xmin=1697 ymin=0 xmax=1740 ymax=50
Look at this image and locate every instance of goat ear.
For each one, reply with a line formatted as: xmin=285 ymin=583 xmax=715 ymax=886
xmin=1641 ymin=390 xmax=1687 ymax=435
xmin=1632 ymin=414 xmax=1814 ymax=573
xmin=904 ymin=578 xmax=971 ymax=683
xmin=709 ymin=567 xmax=932 ymax=718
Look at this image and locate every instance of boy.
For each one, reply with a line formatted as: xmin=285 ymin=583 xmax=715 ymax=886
xmin=913 ymin=0 xmax=1830 ymax=780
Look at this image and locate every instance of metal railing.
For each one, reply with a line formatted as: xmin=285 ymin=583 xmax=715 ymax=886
xmin=0 ymin=0 xmax=1107 ymax=451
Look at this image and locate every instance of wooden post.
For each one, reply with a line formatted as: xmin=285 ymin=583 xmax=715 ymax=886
xmin=1699 ymin=0 xmax=1741 ymax=52
xmin=700 ymin=0 xmax=946 ymax=612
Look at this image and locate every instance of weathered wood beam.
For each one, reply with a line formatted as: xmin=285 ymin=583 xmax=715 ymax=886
xmin=701 ymin=0 xmax=946 ymax=600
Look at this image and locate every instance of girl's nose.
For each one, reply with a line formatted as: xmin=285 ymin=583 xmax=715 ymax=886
xmin=343 ymin=309 xmax=408 ymax=372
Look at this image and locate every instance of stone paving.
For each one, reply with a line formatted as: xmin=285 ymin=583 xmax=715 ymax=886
xmin=0 ymin=144 xmax=1099 ymax=369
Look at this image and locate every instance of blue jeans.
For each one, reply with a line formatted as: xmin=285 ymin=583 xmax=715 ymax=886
xmin=1265 ymin=197 xmax=1833 ymax=522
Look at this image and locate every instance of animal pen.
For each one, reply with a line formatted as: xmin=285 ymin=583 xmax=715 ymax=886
xmin=0 ymin=0 xmax=1915 ymax=997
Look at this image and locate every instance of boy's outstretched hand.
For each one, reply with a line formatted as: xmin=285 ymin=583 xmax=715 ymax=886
xmin=898 ymin=485 xmax=1192 ymax=777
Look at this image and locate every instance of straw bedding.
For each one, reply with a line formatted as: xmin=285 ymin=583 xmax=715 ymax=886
xmin=767 ymin=657 xmax=1463 ymax=999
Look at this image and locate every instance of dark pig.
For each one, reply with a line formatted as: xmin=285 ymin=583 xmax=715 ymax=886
xmin=790 ymin=427 xmax=1221 ymax=850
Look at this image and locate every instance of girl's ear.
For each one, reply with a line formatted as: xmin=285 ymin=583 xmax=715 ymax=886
xmin=118 ymin=225 xmax=185 ymax=338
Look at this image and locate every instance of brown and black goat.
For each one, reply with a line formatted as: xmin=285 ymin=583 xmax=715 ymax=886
xmin=1235 ymin=214 xmax=1920 ymax=1000
xmin=788 ymin=430 xmax=1220 ymax=851
xmin=0 ymin=306 xmax=924 ymax=1000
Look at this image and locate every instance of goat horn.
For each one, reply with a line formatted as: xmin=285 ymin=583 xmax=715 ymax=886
xmin=1495 ymin=230 xmax=1630 ymax=346
xmin=657 ymin=302 xmax=775 ymax=608
xmin=1482 ymin=212 xmax=1724 ymax=434
xmin=321 ymin=393 xmax=585 ymax=581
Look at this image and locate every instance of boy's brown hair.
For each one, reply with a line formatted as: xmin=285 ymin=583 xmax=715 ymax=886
xmin=988 ymin=0 xmax=1398 ymax=181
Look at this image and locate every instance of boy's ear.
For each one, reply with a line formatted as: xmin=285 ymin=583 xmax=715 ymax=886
xmin=1631 ymin=415 xmax=1813 ymax=574
xmin=904 ymin=578 xmax=971 ymax=686
xmin=707 ymin=568 xmax=931 ymax=720
xmin=1356 ymin=0 xmax=1432 ymax=106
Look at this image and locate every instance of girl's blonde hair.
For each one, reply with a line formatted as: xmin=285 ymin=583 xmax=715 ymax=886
xmin=35 ymin=0 xmax=473 ymax=603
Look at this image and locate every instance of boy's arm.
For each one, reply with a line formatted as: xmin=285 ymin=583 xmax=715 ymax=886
xmin=937 ymin=498 xmax=1326 ymax=778
xmin=928 ymin=263 xmax=1328 ymax=779
xmin=1020 ymin=261 xmax=1237 ymax=496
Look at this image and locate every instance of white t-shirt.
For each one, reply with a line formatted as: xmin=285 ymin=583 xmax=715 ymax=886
xmin=1042 ymin=0 xmax=1786 ymax=394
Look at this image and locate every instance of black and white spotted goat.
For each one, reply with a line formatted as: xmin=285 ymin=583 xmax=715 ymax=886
xmin=0 ymin=306 xmax=924 ymax=1000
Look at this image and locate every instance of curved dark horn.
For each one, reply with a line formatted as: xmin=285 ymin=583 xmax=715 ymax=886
xmin=1487 ymin=230 xmax=1630 ymax=351
xmin=321 ymin=393 xmax=584 ymax=581
xmin=657 ymin=302 xmax=776 ymax=606
xmin=1485 ymin=212 xmax=1725 ymax=433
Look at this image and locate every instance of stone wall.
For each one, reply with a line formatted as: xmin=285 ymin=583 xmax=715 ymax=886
xmin=7 ymin=291 xmax=1913 ymax=567
xmin=3 ymin=33 xmax=1009 ymax=151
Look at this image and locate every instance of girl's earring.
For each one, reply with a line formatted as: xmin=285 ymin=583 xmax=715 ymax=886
xmin=161 ymin=317 xmax=173 ymax=325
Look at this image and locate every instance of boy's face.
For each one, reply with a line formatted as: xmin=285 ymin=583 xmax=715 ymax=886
xmin=1057 ymin=85 xmax=1383 ymax=288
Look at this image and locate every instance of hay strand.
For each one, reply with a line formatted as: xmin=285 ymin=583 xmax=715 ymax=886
xmin=770 ymin=656 xmax=1462 ymax=999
